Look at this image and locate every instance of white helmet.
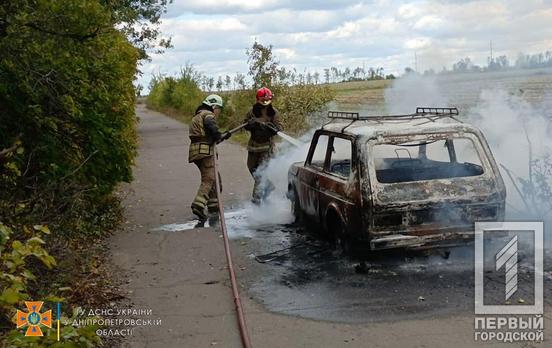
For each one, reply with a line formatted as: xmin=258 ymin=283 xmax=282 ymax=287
xmin=203 ymin=94 xmax=224 ymax=108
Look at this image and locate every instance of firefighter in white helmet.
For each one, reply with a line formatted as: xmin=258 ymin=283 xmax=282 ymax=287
xmin=189 ymin=94 xmax=231 ymax=223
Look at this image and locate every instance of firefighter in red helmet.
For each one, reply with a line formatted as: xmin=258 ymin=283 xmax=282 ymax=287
xmin=243 ymin=87 xmax=283 ymax=204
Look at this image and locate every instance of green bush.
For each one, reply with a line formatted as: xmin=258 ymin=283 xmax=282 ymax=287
xmin=0 ymin=0 xmax=169 ymax=345
xmin=273 ymin=83 xmax=335 ymax=134
xmin=147 ymin=67 xmax=205 ymax=121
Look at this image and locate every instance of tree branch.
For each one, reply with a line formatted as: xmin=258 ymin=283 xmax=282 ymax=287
xmin=0 ymin=134 xmax=22 ymax=160
xmin=0 ymin=143 xmax=17 ymax=159
xmin=24 ymin=22 xmax=101 ymax=42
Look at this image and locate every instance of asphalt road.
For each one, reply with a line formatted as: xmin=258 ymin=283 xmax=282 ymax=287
xmin=109 ymin=105 xmax=550 ymax=348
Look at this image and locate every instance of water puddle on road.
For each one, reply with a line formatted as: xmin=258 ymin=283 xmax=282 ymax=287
xmin=239 ymin=227 xmax=552 ymax=324
xmin=152 ymin=210 xmax=249 ymax=235
xmin=151 ymin=203 xmax=288 ymax=239
xmin=152 ymin=204 xmax=552 ymax=324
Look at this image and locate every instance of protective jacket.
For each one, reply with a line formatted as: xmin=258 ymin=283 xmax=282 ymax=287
xmin=188 ymin=108 xmax=222 ymax=162
xmin=243 ymin=104 xmax=283 ymax=153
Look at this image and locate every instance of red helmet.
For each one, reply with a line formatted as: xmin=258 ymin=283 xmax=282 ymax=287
xmin=256 ymin=87 xmax=273 ymax=104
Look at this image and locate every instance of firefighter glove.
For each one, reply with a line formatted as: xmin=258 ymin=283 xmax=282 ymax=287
xmin=218 ymin=131 xmax=231 ymax=143
xmin=266 ymin=123 xmax=278 ymax=135
xmin=246 ymin=118 xmax=257 ymax=128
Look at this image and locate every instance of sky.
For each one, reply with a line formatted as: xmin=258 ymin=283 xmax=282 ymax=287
xmin=137 ymin=0 xmax=552 ymax=89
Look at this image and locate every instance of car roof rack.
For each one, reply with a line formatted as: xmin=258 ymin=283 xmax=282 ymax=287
xmin=324 ymin=107 xmax=462 ymax=132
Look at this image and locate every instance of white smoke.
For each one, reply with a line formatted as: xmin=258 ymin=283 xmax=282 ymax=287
xmin=243 ymin=132 xmax=313 ymax=227
xmin=465 ymin=90 xmax=552 ymax=218
xmin=384 ymin=74 xmax=449 ymax=114
xmin=383 ymin=73 xmax=552 ymax=224
xmin=246 ymin=73 xmax=552 ymax=247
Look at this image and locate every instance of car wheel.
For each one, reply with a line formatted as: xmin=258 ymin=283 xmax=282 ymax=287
xmin=328 ymin=213 xmax=350 ymax=256
xmin=291 ymin=191 xmax=304 ymax=225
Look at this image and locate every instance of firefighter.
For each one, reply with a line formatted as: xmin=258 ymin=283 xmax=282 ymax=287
xmin=243 ymin=87 xmax=283 ymax=204
xmin=189 ymin=94 xmax=231 ymax=223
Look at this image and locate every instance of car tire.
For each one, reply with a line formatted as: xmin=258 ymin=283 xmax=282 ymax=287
xmin=328 ymin=213 xmax=350 ymax=256
xmin=291 ymin=190 xmax=304 ymax=225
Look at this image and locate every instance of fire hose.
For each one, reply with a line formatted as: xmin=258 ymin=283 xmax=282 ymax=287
xmin=213 ymin=145 xmax=253 ymax=348
xmin=208 ymin=121 xmax=302 ymax=348
xmin=225 ymin=122 xmax=303 ymax=148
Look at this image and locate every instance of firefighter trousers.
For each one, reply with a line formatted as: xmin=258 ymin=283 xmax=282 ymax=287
xmin=191 ymin=156 xmax=219 ymax=220
xmin=247 ymin=151 xmax=275 ymax=204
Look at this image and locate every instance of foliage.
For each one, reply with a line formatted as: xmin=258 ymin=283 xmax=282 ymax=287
xmin=273 ymin=83 xmax=335 ymax=133
xmin=147 ymin=42 xmax=335 ymax=136
xmin=106 ymin=0 xmax=173 ymax=58
xmin=146 ymin=65 xmax=204 ymax=121
xmin=5 ymin=306 xmax=101 ymax=348
xmin=0 ymin=0 xmax=170 ymax=345
xmin=515 ymin=154 xmax=552 ymax=218
xmin=0 ymin=223 xmax=55 ymax=309
xmin=247 ymin=40 xmax=279 ymax=89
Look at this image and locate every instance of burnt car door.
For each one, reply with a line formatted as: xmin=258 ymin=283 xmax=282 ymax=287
xmin=297 ymin=132 xmax=330 ymax=222
xmin=318 ymin=135 xmax=361 ymax=234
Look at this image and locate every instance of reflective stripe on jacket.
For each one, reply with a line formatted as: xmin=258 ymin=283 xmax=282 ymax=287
xmin=189 ymin=110 xmax=217 ymax=162
xmin=243 ymin=104 xmax=282 ymax=153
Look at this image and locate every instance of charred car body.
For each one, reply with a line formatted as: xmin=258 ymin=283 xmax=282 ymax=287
xmin=287 ymin=108 xmax=506 ymax=251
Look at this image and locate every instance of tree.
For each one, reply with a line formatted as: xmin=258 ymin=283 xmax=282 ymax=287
xmin=105 ymin=0 xmax=173 ymax=59
xmin=180 ymin=63 xmax=202 ymax=84
xmin=216 ymin=76 xmax=223 ymax=91
xmin=353 ymin=67 xmax=362 ymax=80
xmin=225 ymin=75 xmax=232 ymax=90
xmin=343 ymin=67 xmax=351 ymax=81
xmin=234 ymin=73 xmax=247 ymax=90
xmin=324 ymin=68 xmax=330 ymax=84
xmin=368 ymin=67 xmax=376 ymax=79
xmin=331 ymin=67 xmax=338 ymax=82
xmin=136 ymin=84 xmax=144 ymax=96
xmin=453 ymin=57 xmax=473 ymax=73
xmin=376 ymin=67 xmax=384 ymax=79
xmin=247 ymin=40 xmax=279 ymax=88
xmin=0 ymin=0 xmax=172 ymax=341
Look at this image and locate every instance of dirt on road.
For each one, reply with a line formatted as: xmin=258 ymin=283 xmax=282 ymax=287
xmin=109 ymin=105 xmax=550 ymax=348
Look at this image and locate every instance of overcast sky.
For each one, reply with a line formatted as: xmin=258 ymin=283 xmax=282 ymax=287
xmin=137 ymin=0 xmax=552 ymax=89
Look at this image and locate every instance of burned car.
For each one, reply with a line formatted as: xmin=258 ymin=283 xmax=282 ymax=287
xmin=287 ymin=107 xmax=506 ymax=251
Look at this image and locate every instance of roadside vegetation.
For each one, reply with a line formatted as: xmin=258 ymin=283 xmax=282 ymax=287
xmin=0 ymin=0 xmax=170 ymax=346
xmin=147 ymin=41 xmax=335 ymax=140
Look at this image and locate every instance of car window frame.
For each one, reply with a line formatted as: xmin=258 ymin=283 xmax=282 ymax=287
xmin=327 ymin=134 xmax=355 ymax=180
xmin=306 ymin=131 xmax=332 ymax=170
xmin=366 ymin=131 xmax=491 ymax=185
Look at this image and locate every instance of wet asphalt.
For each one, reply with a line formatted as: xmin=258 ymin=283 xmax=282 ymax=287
xmin=229 ymin=212 xmax=552 ymax=324
xmin=156 ymin=208 xmax=552 ymax=324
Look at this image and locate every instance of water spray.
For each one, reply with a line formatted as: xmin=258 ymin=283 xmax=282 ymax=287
xmin=265 ymin=124 xmax=304 ymax=148
xmin=227 ymin=122 xmax=304 ymax=148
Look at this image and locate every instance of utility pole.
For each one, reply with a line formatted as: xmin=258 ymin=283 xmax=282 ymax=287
xmin=414 ymin=51 xmax=418 ymax=72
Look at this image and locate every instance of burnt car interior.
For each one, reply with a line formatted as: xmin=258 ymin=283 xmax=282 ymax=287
xmin=329 ymin=137 xmax=352 ymax=177
xmin=373 ymin=138 xmax=485 ymax=183
xmin=322 ymin=107 xmax=486 ymax=184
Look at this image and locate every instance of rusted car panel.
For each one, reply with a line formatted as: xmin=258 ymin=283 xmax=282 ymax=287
xmin=288 ymin=108 xmax=506 ymax=251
